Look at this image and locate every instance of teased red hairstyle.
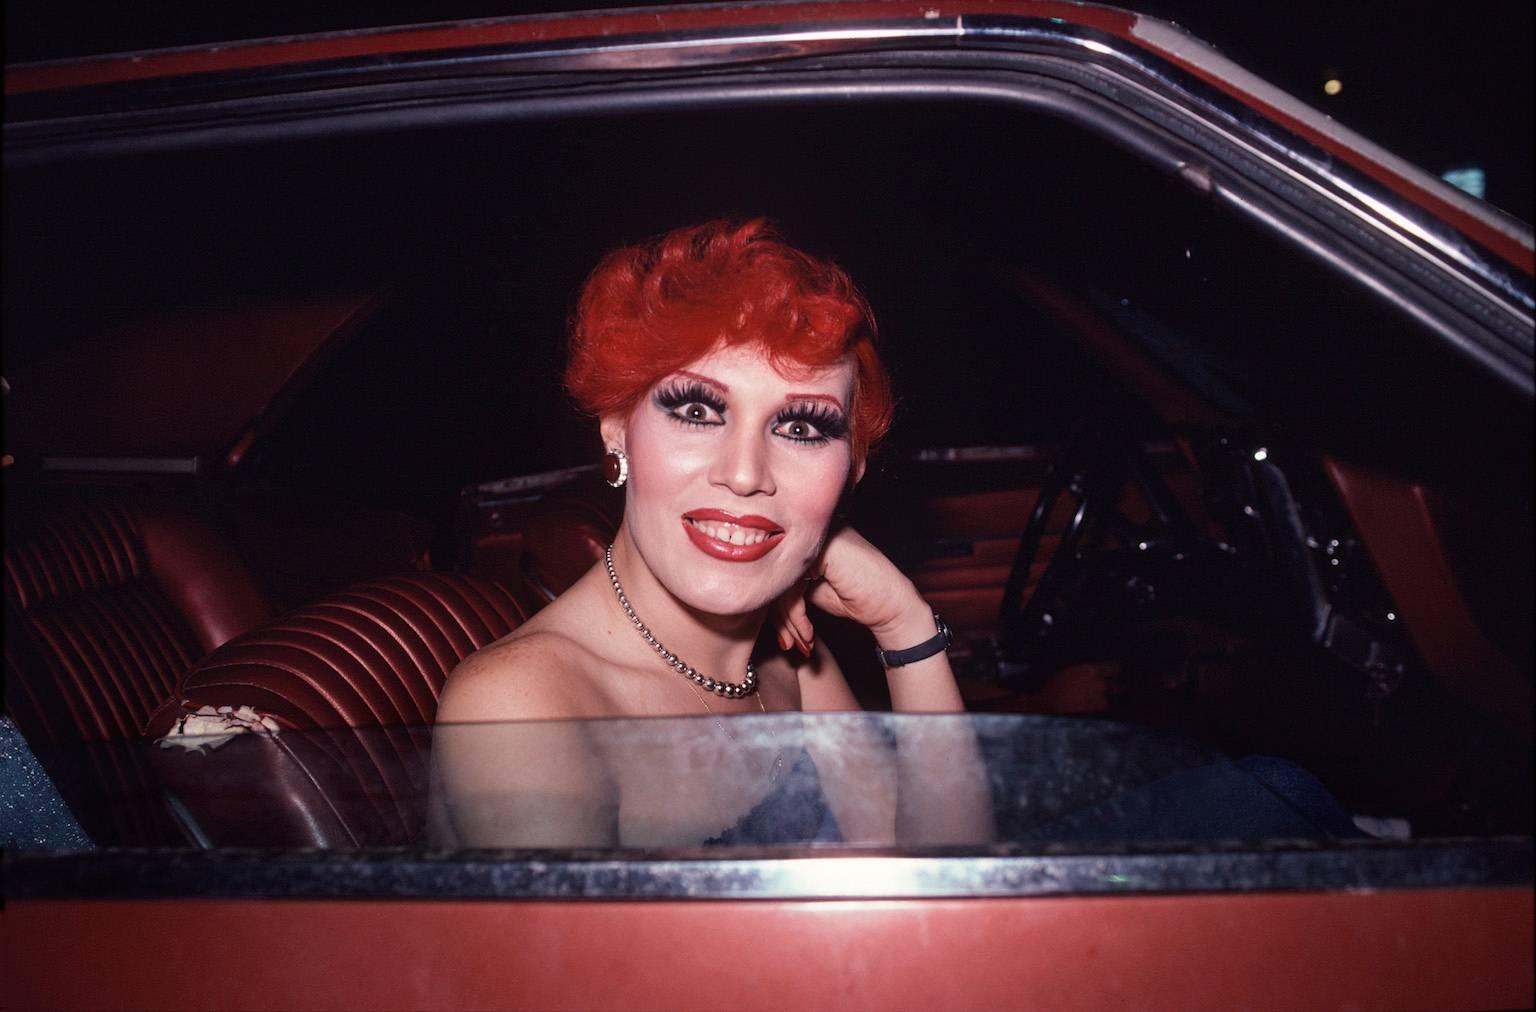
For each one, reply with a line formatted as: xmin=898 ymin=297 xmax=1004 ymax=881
xmin=566 ymin=218 xmax=893 ymax=461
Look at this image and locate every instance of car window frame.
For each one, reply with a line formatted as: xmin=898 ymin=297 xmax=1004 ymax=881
xmin=5 ymin=15 xmax=1531 ymax=394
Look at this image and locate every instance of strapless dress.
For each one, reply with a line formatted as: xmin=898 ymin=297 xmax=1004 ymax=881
xmin=704 ymin=747 xmax=841 ymax=846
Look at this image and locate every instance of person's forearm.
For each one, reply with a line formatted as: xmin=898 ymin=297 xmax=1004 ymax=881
xmin=874 ymin=595 xmax=994 ymax=844
xmin=873 ymin=595 xmax=965 ymax=712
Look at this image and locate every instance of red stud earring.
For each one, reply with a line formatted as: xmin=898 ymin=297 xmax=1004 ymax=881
xmin=603 ymin=448 xmax=629 ymax=488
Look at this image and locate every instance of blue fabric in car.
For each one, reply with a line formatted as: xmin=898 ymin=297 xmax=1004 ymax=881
xmin=704 ymin=747 xmax=840 ymax=846
xmin=698 ymin=745 xmax=1356 ymax=846
xmin=1022 ymin=753 xmax=1363 ymax=843
xmin=0 ymin=715 xmax=94 ymax=849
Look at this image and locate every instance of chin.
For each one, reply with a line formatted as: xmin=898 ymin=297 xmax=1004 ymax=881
xmin=667 ymin=565 xmax=788 ymax=618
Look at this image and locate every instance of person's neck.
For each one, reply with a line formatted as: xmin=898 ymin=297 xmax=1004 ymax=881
xmin=607 ymin=530 xmax=765 ymax=683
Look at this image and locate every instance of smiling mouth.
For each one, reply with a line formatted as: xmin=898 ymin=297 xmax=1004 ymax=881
xmin=684 ymin=517 xmax=782 ymax=546
xmin=680 ymin=511 xmax=786 ymax=562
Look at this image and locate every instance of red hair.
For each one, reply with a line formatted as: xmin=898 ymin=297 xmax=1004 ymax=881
xmin=566 ymin=219 xmax=893 ymax=461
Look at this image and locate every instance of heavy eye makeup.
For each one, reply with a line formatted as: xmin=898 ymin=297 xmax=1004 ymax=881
xmin=773 ymin=401 xmax=848 ymax=445
xmin=653 ymin=380 xmax=847 ymax=444
xmin=653 ymin=380 xmax=726 ymax=428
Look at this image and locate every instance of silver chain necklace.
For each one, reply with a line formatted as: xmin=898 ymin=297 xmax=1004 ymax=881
xmin=685 ymin=677 xmax=783 ymax=785
xmin=605 ymin=544 xmax=758 ymax=699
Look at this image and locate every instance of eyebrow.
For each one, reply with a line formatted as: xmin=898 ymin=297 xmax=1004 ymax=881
xmin=673 ymin=370 xmax=845 ymax=411
xmin=676 ymin=369 xmax=728 ymax=392
xmin=784 ymin=392 xmax=846 ymax=411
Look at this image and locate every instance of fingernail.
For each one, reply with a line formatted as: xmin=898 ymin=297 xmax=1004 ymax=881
xmin=778 ymin=630 xmax=792 ymax=651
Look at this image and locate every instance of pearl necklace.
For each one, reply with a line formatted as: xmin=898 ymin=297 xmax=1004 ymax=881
xmin=605 ymin=544 xmax=758 ymax=698
xmin=606 ymin=544 xmax=783 ymax=784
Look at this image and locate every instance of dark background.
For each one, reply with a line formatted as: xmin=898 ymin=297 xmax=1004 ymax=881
xmin=4 ymin=0 xmax=1532 ymax=222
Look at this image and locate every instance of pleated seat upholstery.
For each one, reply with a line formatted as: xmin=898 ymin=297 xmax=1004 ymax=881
xmin=5 ymin=483 xmax=275 ymax=743
xmin=147 ymin=573 xmax=526 ymax=847
xmin=4 ymin=483 xmax=275 ymax=844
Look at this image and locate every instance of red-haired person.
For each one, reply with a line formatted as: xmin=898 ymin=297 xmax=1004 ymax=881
xmin=432 ymin=220 xmax=990 ymax=847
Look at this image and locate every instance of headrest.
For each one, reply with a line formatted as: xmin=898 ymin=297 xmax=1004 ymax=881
xmin=4 ymin=483 xmax=273 ymax=655
xmin=520 ymin=497 xmax=615 ymax=601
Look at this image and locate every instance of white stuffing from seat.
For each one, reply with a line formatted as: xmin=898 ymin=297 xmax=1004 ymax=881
xmin=157 ymin=704 xmax=280 ymax=753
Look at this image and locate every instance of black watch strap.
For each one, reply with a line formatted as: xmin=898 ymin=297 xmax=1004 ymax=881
xmin=875 ymin=612 xmax=953 ymax=668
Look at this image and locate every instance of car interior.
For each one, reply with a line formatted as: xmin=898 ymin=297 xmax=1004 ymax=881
xmin=4 ymin=92 xmax=1532 ymax=849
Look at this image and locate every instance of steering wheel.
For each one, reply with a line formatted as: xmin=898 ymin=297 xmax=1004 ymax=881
xmin=996 ymin=431 xmax=1221 ymax=685
xmin=995 ymin=430 xmax=1421 ymax=716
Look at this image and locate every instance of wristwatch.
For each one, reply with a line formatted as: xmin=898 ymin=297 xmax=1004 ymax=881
xmin=875 ymin=612 xmax=953 ymax=668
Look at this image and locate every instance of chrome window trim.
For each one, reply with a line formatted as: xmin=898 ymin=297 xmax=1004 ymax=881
xmin=7 ymin=12 xmax=1528 ymax=270
xmin=953 ymin=19 xmax=1533 ymax=326
xmin=6 ymin=13 xmax=1530 ymax=389
xmin=41 ymin=455 xmax=202 ymax=474
xmin=8 ymin=837 xmax=1531 ymax=901
xmin=1127 ymin=17 xmax=1531 ymax=259
xmin=2 ymin=11 xmax=964 ymax=72
xmin=466 ymin=463 xmax=599 ymax=497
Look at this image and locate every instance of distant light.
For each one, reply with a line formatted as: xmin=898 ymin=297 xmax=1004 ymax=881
xmin=1252 ymin=448 xmax=1269 ymax=462
xmin=1441 ymin=167 xmax=1486 ymax=199
xmin=1323 ymin=78 xmax=1343 ymax=96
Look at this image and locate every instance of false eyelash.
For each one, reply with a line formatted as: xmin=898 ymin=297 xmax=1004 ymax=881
xmin=776 ymin=402 xmax=849 ymax=442
xmin=653 ymin=380 xmax=727 ymax=414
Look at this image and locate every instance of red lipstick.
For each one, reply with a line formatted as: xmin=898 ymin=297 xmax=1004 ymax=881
xmin=681 ymin=509 xmax=785 ymax=563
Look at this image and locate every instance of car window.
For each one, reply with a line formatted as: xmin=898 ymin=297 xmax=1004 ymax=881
xmin=4 ymin=26 xmax=1529 ymax=912
xmin=31 ymin=711 xmax=1374 ymax=850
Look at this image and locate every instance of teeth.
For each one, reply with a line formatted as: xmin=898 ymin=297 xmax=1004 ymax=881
xmin=689 ymin=519 xmax=775 ymax=546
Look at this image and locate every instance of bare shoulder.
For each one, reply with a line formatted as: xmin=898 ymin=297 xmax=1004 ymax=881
xmin=438 ymin=571 xmax=624 ymax=723
xmin=437 ymin=628 xmax=597 ymax=723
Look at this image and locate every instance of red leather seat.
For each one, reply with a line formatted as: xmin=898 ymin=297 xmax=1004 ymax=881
xmin=147 ymin=573 xmax=526 ymax=846
xmin=5 ymin=483 xmax=276 ymax=742
xmin=4 ymin=482 xmax=276 ymax=843
xmin=464 ymin=479 xmax=619 ymax=614
xmin=519 ymin=496 xmax=615 ymax=604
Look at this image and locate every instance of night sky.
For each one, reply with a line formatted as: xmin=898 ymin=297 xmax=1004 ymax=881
xmin=1142 ymin=0 xmax=1533 ymax=222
